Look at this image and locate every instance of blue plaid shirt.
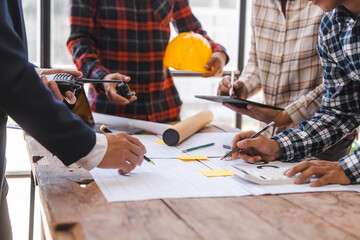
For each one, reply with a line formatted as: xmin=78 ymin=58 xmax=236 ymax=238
xmin=272 ymin=6 xmax=360 ymax=183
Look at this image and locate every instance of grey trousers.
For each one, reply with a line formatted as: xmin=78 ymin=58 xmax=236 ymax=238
xmin=0 ymin=178 xmax=13 ymax=240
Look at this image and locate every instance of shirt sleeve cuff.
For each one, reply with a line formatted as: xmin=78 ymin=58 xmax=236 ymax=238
xmin=339 ymin=152 xmax=360 ymax=184
xmin=76 ymin=133 xmax=108 ymax=170
xmin=90 ymin=67 xmax=109 ymax=80
xmin=285 ymin=102 xmax=304 ymax=125
xmin=35 ymin=68 xmax=46 ymax=75
xmin=239 ymin=79 xmax=254 ymax=99
xmin=271 ymin=134 xmax=295 ymax=161
xmin=90 ymin=67 xmax=110 ymax=90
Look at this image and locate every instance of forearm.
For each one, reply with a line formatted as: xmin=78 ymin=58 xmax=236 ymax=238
xmin=272 ymin=108 xmax=358 ymax=161
xmin=67 ymin=0 xmax=109 ymax=79
xmin=1 ymin=63 xmax=96 ymax=165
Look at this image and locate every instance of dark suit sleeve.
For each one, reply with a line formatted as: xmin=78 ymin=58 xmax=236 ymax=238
xmin=0 ymin=3 xmax=96 ymax=165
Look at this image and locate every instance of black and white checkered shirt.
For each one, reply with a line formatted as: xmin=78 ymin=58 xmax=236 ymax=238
xmin=272 ymin=6 xmax=360 ymax=183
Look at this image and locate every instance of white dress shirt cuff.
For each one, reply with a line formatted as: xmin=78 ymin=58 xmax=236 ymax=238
xmin=76 ymin=133 xmax=108 ymax=170
xmin=35 ymin=68 xmax=46 ymax=75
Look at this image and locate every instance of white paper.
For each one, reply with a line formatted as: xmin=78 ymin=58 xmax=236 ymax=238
xmin=132 ymin=135 xmax=183 ymax=158
xmin=205 ymin=158 xmax=351 ymax=195
xmin=175 ymin=132 xmax=238 ymax=157
xmin=91 ymin=131 xmax=360 ymax=202
xmin=91 ymin=158 xmax=251 ymax=202
xmin=93 ymin=112 xmax=170 ymax=135
xmin=91 ymin=157 xmax=357 ymax=202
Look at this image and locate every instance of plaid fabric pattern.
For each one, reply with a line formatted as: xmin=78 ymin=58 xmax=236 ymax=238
xmin=240 ymin=0 xmax=324 ymax=137
xmin=67 ymin=0 xmax=227 ymax=123
xmin=272 ymin=6 xmax=360 ymax=183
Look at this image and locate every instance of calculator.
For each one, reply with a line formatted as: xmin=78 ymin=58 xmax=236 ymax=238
xmin=229 ymin=164 xmax=296 ymax=185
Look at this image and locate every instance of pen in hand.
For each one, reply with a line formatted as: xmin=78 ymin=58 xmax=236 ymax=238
xmin=229 ymin=70 xmax=235 ymax=97
xmin=100 ymin=125 xmax=155 ymax=165
xmin=220 ymin=121 xmax=275 ymax=160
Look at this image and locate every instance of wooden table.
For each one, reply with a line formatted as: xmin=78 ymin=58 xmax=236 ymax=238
xmin=26 ymin=123 xmax=360 ymax=240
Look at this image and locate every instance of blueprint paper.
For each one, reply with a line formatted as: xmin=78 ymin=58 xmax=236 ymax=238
xmin=91 ymin=158 xmax=251 ymax=202
xmin=91 ymin=157 xmax=358 ymax=202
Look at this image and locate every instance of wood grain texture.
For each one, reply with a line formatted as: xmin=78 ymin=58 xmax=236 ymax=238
xmin=236 ymin=195 xmax=357 ymax=240
xmin=34 ymin=156 xmax=200 ymax=240
xmin=26 ymin=124 xmax=360 ymax=240
xmin=164 ymin=197 xmax=288 ymax=240
xmin=281 ymin=192 xmax=360 ymax=238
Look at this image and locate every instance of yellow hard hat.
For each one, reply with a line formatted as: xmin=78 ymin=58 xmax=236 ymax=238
xmin=163 ymin=32 xmax=213 ymax=73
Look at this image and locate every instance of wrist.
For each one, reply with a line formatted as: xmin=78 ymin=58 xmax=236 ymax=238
xmin=272 ymin=140 xmax=283 ymax=159
xmin=275 ymin=111 xmax=292 ymax=128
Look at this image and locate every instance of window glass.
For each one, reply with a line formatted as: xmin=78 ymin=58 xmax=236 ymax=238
xmin=188 ymin=0 xmax=239 ymax=70
xmin=172 ymin=0 xmax=239 ymax=126
xmin=174 ymin=76 xmax=236 ymax=126
xmin=22 ymin=0 xmax=40 ymax=65
xmin=51 ymin=0 xmax=73 ymax=68
xmin=191 ymin=0 xmax=213 ymax=7
xmin=219 ymin=0 xmax=236 ymax=9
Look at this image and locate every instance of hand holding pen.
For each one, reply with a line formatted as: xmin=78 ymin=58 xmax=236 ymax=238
xmin=100 ymin=125 xmax=155 ymax=165
xmin=221 ymin=122 xmax=275 ymax=160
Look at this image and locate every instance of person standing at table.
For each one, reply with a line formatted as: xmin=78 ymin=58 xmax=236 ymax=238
xmin=230 ymin=0 xmax=360 ymax=187
xmin=67 ymin=0 xmax=229 ymax=123
xmin=217 ymin=0 xmax=356 ymax=161
xmin=0 ymin=1 xmax=146 ymax=239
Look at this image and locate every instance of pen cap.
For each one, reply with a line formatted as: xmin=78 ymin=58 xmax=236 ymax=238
xmin=162 ymin=110 xmax=213 ymax=146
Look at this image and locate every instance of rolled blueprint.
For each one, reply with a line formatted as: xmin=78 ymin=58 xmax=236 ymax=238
xmin=162 ymin=110 xmax=214 ymax=146
xmin=93 ymin=112 xmax=170 ymax=135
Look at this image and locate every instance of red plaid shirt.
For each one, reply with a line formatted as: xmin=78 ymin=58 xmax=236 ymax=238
xmin=67 ymin=0 xmax=228 ymax=123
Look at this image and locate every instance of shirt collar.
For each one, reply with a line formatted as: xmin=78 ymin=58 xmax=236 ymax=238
xmin=333 ymin=6 xmax=360 ymax=24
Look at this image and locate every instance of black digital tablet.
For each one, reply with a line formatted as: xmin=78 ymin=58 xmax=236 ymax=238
xmin=194 ymin=95 xmax=284 ymax=111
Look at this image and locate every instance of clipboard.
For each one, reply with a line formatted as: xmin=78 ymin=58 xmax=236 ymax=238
xmin=194 ymin=95 xmax=284 ymax=111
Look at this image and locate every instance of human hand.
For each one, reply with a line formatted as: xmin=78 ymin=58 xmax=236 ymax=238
xmin=202 ymin=52 xmax=227 ymax=77
xmin=217 ymin=76 xmax=248 ymax=99
xmin=98 ymin=132 xmax=147 ymax=175
xmin=231 ymin=131 xmax=283 ymax=163
xmin=102 ymin=73 xmax=137 ymax=104
xmin=40 ymin=68 xmax=82 ymax=104
xmin=223 ymin=103 xmax=292 ymax=127
xmin=283 ymin=160 xmax=351 ymax=187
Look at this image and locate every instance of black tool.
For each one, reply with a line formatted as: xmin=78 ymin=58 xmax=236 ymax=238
xmin=116 ymin=81 xmax=134 ymax=99
xmin=46 ymin=73 xmax=134 ymax=99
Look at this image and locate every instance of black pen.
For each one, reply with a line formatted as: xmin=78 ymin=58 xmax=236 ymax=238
xmin=100 ymin=125 xmax=155 ymax=165
xmin=220 ymin=121 xmax=275 ymax=160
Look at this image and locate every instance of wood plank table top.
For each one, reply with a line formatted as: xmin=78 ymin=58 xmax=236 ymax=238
xmin=26 ymin=123 xmax=360 ymax=240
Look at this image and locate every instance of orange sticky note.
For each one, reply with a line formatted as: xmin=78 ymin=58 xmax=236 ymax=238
xmin=155 ymin=140 xmax=166 ymax=145
xmin=199 ymin=169 xmax=236 ymax=177
xmin=176 ymin=155 xmax=208 ymax=161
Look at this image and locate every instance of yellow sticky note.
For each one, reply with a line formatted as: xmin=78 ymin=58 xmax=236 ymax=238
xmin=155 ymin=140 xmax=166 ymax=145
xmin=176 ymin=155 xmax=208 ymax=161
xmin=199 ymin=169 xmax=236 ymax=177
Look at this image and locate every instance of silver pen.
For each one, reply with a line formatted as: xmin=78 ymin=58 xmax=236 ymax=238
xmin=229 ymin=70 xmax=235 ymax=97
xmin=220 ymin=121 xmax=275 ymax=160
